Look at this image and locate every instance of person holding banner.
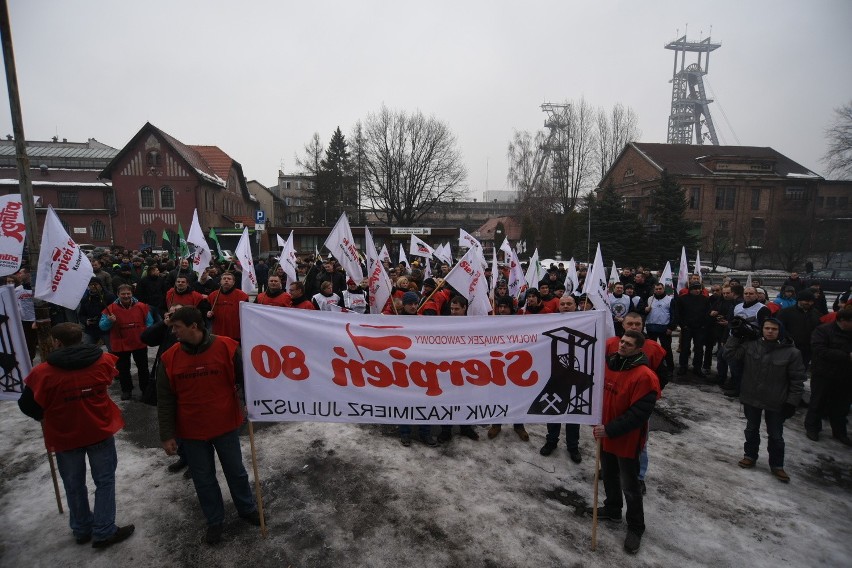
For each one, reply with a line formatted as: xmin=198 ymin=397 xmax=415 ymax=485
xmin=438 ymin=296 xmax=480 ymax=442
xmin=157 ymin=307 xmax=260 ymax=545
xmin=99 ymin=284 xmax=154 ymax=401
xmin=593 ymin=330 xmax=661 ymax=555
xmin=18 ymin=323 xmax=135 ymax=549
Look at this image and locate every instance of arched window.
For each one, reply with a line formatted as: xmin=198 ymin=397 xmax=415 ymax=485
xmin=143 ymin=229 xmax=156 ymax=246
xmin=91 ymin=220 xmax=107 ymax=241
xmin=160 ymin=186 xmax=175 ymax=209
xmin=140 ymin=186 xmax=154 ymax=208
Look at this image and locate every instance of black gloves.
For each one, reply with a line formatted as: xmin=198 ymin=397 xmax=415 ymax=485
xmin=782 ymin=403 xmax=797 ymax=419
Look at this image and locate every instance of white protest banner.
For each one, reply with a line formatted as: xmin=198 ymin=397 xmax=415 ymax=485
xmin=659 ymin=261 xmax=674 ymax=295
xmin=34 ymin=206 xmax=93 ymax=310
xmin=458 ymin=228 xmax=482 ymax=251
xmin=564 ymin=258 xmax=579 ymax=296
xmin=398 ymin=244 xmax=408 ymax=267
xmin=694 ymin=250 xmax=703 ymax=282
xmin=186 ymin=209 xmax=212 ymax=277
xmin=524 ymin=248 xmax=545 ymax=289
xmin=0 ymin=283 xmax=33 ymax=400
xmin=504 ymin=247 xmax=526 ymax=299
xmin=378 ymin=244 xmax=391 ymax=264
xmin=364 ymin=227 xmax=392 ymax=314
xmin=608 ymin=261 xmax=619 ymax=290
xmin=324 ymin=212 xmax=364 ymax=283
xmin=409 ymin=234 xmax=435 ymax=259
xmin=676 ymin=246 xmax=689 ymax=292
xmin=0 ymin=194 xmax=26 ymax=277
xmin=241 ymin=304 xmax=606 ymax=425
xmin=279 ymin=231 xmax=298 ymax=285
xmin=235 ymin=227 xmax=258 ymax=294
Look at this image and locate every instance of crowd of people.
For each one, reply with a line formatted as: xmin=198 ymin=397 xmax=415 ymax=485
xmin=11 ymin=246 xmax=852 ymax=554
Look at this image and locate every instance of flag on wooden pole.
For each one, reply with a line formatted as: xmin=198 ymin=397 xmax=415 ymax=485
xmin=34 ymin=206 xmax=93 ymax=310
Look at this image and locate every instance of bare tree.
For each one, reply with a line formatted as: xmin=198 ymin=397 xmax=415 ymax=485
xmin=822 ymin=101 xmax=852 ymax=180
xmin=596 ymin=103 xmax=641 ymax=180
xmin=360 ymin=106 xmax=467 ymax=226
xmin=507 ymin=129 xmax=554 ymax=214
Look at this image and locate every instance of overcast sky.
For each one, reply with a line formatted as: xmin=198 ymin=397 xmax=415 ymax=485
xmin=2 ymin=0 xmax=851 ymax=197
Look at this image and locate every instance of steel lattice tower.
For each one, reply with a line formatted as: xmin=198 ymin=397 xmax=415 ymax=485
xmin=665 ymin=35 xmax=721 ymax=145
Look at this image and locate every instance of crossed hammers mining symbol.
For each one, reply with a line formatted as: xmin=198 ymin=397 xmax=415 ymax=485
xmin=540 ymin=393 xmax=562 ymax=413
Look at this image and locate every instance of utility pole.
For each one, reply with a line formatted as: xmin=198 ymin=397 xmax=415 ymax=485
xmin=1 ymin=0 xmax=53 ymax=357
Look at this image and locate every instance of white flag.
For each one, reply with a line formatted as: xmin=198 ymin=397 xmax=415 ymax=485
xmin=34 ymin=206 xmax=93 ymax=309
xmin=399 ymin=244 xmax=408 ymax=267
xmin=458 ymin=228 xmax=482 ymax=251
xmin=409 ymin=234 xmax=435 ymax=259
xmin=0 ymin=194 xmax=26 ymax=277
xmin=186 ymin=209 xmax=212 ymax=277
xmin=694 ymin=250 xmax=703 ymax=282
xmin=564 ymin=258 xmax=579 ymax=296
xmin=676 ymin=246 xmax=689 ymax=292
xmin=280 ymin=231 xmax=298 ymax=285
xmin=500 ymin=237 xmax=513 ymax=257
xmin=524 ymin=248 xmax=545 ymax=289
xmin=378 ymin=244 xmax=391 ymax=264
xmin=659 ymin=261 xmax=674 ymax=295
xmin=324 ymin=213 xmax=364 ymax=283
xmin=745 ymin=274 xmax=753 ymax=289
xmin=584 ymin=243 xmax=615 ymax=336
xmin=276 ymin=233 xmax=287 ymax=249
xmin=490 ymin=247 xmax=499 ymax=293
xmin=505 ymin=248 xmax=526 ymax=299
xmin=364 ymin=227 xmax=392 ymax=315
xmin=608 ymin=261 xmax=619 ymax=289
xmin=423 ymin=257 xmax=433 ymax=280
xmin=434 ymin=243 xmax=453 ymax=265
xmin=235 ymin=227 xmax=258 ymax=294
xmin=443 ymin=246 xmax=491 ymax=316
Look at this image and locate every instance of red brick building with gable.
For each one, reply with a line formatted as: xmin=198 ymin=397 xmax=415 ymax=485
xmin=99 ymin=123 xmax=258 ymax=252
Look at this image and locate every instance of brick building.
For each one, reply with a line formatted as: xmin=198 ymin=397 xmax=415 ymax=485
xmin=600 ymin=143 xmax=851 ymax=269
xmin=99 ymin=123 xmax=259 ymax=254
xmin=0 ymin=137 xmax=118 ymax=245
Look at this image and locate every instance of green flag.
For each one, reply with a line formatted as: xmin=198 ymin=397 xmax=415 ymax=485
xmin=162 ymin=229 xmax=172 ymax=259
xmin=178 ymin=223 xmax=189 ymax=259
xmin=209 ymin=227 xmax=223 ymax=261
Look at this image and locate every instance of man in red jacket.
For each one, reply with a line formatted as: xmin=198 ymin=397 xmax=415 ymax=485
xmin=157 ymin=307 xmax=259 ymax=545
xmin=593 ymin=329 xmax=661 ymax=555
xmin=18 ymin=323 xmax=135 ymax=549
xmin=207 ymin=272 xmax=249 ymax=341
xmin=99 ymin=284 xmax=153 ymax=400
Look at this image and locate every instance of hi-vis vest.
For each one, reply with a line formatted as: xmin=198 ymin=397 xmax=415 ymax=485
xmin=342 ymin=290 xmax=367 ymax=314
xmin=734 ymin=301 xmax=766 ymax=323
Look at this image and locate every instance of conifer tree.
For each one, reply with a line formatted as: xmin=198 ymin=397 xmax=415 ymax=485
xmin=648 ymin=169 xmax=698 ymax=266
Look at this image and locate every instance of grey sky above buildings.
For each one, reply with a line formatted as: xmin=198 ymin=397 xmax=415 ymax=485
xmin=2 ymin=0 xmax=851 ymax=198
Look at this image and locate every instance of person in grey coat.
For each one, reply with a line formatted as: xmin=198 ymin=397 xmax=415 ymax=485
xmin=725 ymin=317 xmax=806 ymax=483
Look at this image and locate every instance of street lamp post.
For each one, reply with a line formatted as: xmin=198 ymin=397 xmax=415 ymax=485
xmin=323 ymin=200 xmax=327 ymax=226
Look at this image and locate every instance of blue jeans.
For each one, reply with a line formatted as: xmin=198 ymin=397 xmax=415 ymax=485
xmin=399 ymin=424 xmax=431 ymax=438
xmin=55 ymin=436 xmax=119 ymax=542
xmin=545 ymin=423 xmax=580 ymax=451
xmin=743 ymin=403 xmax=785 ymax=469
xmin=181 ymin=428 xmax=256 ymax=526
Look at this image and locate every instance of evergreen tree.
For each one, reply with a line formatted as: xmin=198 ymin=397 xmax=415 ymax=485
xmin=520 ymin=215 xmax=537 ymax=256
xmin=559 ymin=210 xmax=583 ymax=260
xmin=589 ymin=184 xmax=648 ymax=265
xmin=648 ymin=169 xmax=698 ymax=266
xmin=320 ymin=127 xmax=355 ymax=222
xmin=539 ymin=214 xmax=558 ymax=258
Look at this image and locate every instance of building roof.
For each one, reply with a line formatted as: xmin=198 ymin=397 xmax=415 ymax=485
xmin=0 ymin=138 xmax=118 ymax=168
xmin=629 ymin=142 xmax=821 ymax=179
xmin=472 ymin=216 xmax=522 ymax=241
xmin=0 ymin=166 xmax=109 ymax=187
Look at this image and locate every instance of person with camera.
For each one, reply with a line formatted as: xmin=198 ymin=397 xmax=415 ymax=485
xmin=724 ymin=318 xmax=806 ymax=483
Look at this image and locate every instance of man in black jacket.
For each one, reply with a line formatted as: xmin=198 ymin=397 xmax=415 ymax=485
xmin=675 ymin=283 xmax=711 ymax=378
xmin=805 ymin=309 xmax=852 ymax=445
xmin=777 ymin=290 xmax=821 ymax=370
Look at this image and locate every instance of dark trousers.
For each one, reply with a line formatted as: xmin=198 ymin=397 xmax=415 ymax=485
xmin=545 ymin=423 xmax=580 ymax=451
xmin=743 ymin=403 xmax=785 ymax=469
xmin=805 ymin=373 xmax=851 ymax=437
xmin=678 ymin=327 xmax=706 ymax=370
xmin=601 ymin=450 xmax=645 ymax=535
xmin=115 ymin=349 xmax=150 ymax=394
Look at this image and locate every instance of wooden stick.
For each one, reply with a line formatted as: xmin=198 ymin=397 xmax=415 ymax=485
xmin=591 ymin=437 xmax=601 ymax=551
xmin=41 ymin=423 xmax=63 ymax=514
xmin=247 ymin=421 xmax=267 ymax=538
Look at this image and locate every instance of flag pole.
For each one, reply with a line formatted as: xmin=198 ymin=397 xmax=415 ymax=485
xmin=247 ymin=421 xmax=267 ymax=538
xmin=591 ymin=438 xmax=601 ymax=551
xmin=41 ymin=424 xmax=63 ymax=514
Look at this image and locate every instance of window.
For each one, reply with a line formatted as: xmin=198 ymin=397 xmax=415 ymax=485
xmin=785 ymin=187 xmax=804 ymax=200
xmin=285 ymin=214 xmax=292 ymax=223
xmin=160 ymin=186 xmax=175 ymax=209
xmin=839 ymin=196 xmax=849 ymax=209
xmin=284 ymin=181 xmax=291 ymax=189
xmin=91 ymin=220 xmax=107 ymax=241
xmin=105 ymin=192 xmax=116 ymax=214
xmin=140 ymin=186 xmax=154 ymax=208
xmin=715 ymin=186 xmax=736 ymax=210
xmin=143 ymin=229 xmax=156 ymax=246
xmin=285 ymin=197 xmax=291 ymax=206
xmin=629 ymin=197 xmax=641 ymax=211
xmin=295 ymin=198 xmax=302 ymax=206
xmin=59 ymin=191 xmax=78 ymax=208
xmin=751 ymin=188 xmax=761 ymax=210
xmin=749 ymin=218 xmax=765 ymax=244
xmin=623 ymin=168 xmax=635 ymax=179
xmin=296 ymin=213 xmax=303 ymax=223
xmin=146 ymin=150 xmax=161 ymax=167
xmin=689 ymin=187 xmax=701 ymax=209
xmin=826 ymin=197 xmax=837 ymax=209
xmin=815 ymin=196 xmax=825 ymax=209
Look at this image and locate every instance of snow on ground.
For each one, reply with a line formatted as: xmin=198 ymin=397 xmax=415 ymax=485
xmin=1 ymin=321 xmax=850 ymax=567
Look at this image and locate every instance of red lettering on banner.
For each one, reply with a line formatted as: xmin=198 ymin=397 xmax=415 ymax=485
xmin=250 ymin=344 xmax=310 ymax=380
xmin=0 ymin=201 xmax=25 ymax=242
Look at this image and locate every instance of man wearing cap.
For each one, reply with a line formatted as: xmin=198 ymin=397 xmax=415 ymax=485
xmin=341 ymin=278 xmax=368 ymax=314
xmin=777 ymin=290 xmax=821 ymax=370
